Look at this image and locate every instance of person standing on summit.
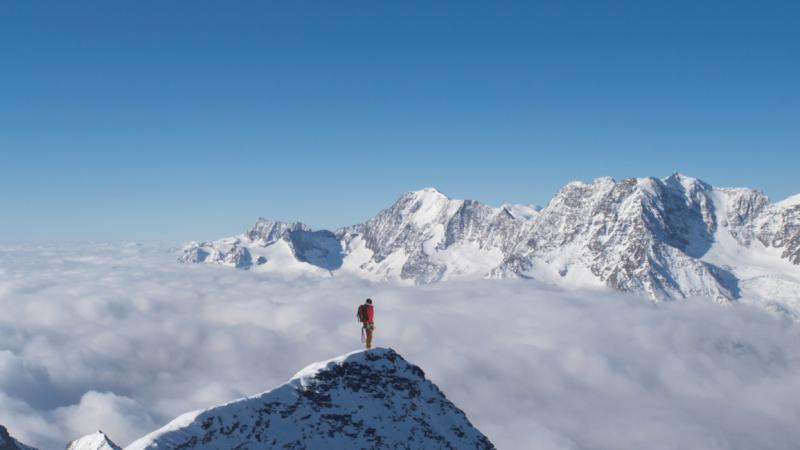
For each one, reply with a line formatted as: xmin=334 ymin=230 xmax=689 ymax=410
xmin=357 ymin=298 xmax=375 ymax=349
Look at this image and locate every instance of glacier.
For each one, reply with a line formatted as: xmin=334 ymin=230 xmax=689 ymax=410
xmin=181 ymin=174 xmax=800 ymax=317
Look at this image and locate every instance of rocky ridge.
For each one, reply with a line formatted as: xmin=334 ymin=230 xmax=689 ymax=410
xmin=124 ymin=348 xmax=495 ymax=450
xmin=0 ymin=425 xmax=36 ymax=450
xmin=180 ymin=174 xmax=800 ymax=315
xmin=1 ymin=350 xmax=494 ymax=450
xmin=67 ymin=431 xmax=121 ymax=450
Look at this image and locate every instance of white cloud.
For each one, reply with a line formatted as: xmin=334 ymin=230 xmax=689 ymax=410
xmin=0 ymin=242 xmax=798 ymax=449
xmin=52 ymin=391 xmax=157 ymax=447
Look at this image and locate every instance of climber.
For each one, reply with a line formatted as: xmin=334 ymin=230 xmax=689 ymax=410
xmin=357 ymin=298 xmax=375 ymax=349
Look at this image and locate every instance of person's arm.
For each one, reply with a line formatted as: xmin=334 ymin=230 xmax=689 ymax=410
xmin=367 ymin=305 xmax=374 ymax=324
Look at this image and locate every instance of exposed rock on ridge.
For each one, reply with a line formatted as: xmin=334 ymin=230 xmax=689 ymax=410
xmin=67 ymin=431 xmax=121 ymax=450
xmin=125 ymin=348 xmax=495 ymax=450
xmin=0 ymin=425 xmax=37 ymax=450
xmin=180 ymin=175 xmax=800 ymax=315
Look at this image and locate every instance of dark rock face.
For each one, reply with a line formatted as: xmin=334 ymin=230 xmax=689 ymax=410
xmin=287 ymin=230 xmax=343 ymax=271
xmin=763 ymin=207 xmax=800 ymax=265
xmin=0 ymin=425 xmax=36 ymax=450
xmin=223 ymin=246 xmax=253 ymax=269
xmin=501 ymin=175 xmax=727 ymax=300
xmin=126 ymin=348 xmax=495 ymax=450
xmin=180 ymin=219 xmax=341 ymax=271
xmin=247 ymin=220 xmax=309 ymax=244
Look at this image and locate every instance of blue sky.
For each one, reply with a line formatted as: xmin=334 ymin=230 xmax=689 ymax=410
xmin=1 ymin=1 xmax=798 ymax=241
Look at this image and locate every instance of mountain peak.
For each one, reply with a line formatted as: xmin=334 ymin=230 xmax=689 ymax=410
xmin=179 ymin=176 xmax=800 ymax=315
xmin=289 ymin=347 xmax=421 ymax=383
xmin=247 ymin=218 xmax=309 ymax=243
xmin=777 ymin=192 xmax=800 ymax=208
xmin=66 ymin=431 xmax=121 ymax=450
xmin=126 ymin=347 xmax=495 ymax=450
xmin=663 ymin=172 xmax=710 ymax=191
xmin=0 ymin=424 xmax=37 ymax=450
xmin=667 ymin=171 xmax=691 ymax=180
xmin=593 ymin=175 xmax=617 ymax=185
xmin=408 ymin=187 xmax=449 ymax=201
xmin=391 ymin=187 xmax=459 ymax=228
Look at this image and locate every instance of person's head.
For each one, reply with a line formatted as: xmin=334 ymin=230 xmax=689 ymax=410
xmin=366 ymin=298 xmax=373 ymax=305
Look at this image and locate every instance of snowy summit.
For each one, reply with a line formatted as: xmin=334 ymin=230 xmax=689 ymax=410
xmin=181 ymin=175 xmax=800 ymax=317
xmin=125 ymin=348 xmax=495 ymax=450
xmin=0 ymin=425 xmax=36 ymax=450
xmin=67 ymin=431 xmax=121 ymax=450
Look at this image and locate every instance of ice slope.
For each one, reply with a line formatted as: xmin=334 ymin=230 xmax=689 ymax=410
xmin=700 ymin=188 xmax=800 ymax=317
xmin=125 ymin=348 xmax=495 ymax=450
xmin=66 ymin=432 xmax=121 ymax=450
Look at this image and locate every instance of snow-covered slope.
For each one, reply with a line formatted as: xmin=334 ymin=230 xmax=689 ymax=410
xmin=180 ymin=175 xmax=800 ymax=315
xmin=0 ymin=425 xmax=37 ymax=450
xmin=501 ymin=203 xmax=541 ymax=221
xmin=776 ymin=193 xmax=800 ymax=208
xmin=125 ymin=348 xmax=495 ymax=450
xmin=497 ymin=174 xmax=734 ymax=301
xmin=339 ymin=188 xmax=520 ymax=283
xmin=181 ymin=188 xmax=524 ymax=284
xmin=66 ymin=431 xmax=121 ymax=450
xmin=180 ymin=219 xmax=341 ymax=276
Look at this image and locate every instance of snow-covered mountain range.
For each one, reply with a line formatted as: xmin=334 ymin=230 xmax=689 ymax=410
xmin=180 ymin=174 xmax=800 ymax=316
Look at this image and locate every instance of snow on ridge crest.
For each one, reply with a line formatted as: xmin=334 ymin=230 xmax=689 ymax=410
xmin=0 ymin=424 xmax=37 ymax=450
xmin=247 ymin=218 xmax=309 ymax=243
xmin=777 ymin=193 xmax=800 ymax=208
xmin=179 ymin=176 xmax=800 ymax=317
xmin=124 ymin=347 xmax=496 ymax=450
xmin=409 ymin=186 xmax=449 ymax=199
xmin=67 ymin=431 xmax=121 ymax=450
xmin=399 ymin=187 xmax=458 ymax=227
xmin=289 ymin=347 xmax=402 ymax=384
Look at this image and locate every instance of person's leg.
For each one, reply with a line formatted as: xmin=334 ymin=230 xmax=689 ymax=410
xmin=366 ymin=326 xmax=373 ymax=349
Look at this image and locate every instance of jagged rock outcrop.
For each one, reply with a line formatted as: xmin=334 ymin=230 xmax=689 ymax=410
xmin=0 ymin=425 xmax=37 ymax=450
xmin=495 ymin=175 xmax=734 ymax=301
xmin=125 ymin=348 xmax=495 ymax=450
xmin=66 ymin=431 xmax=121 ymax=450
xmin=339 ymin=188 xmax=521 ymax=283
xmin=181 ymin=218 xmax=342 ymax=272
xmin=179 ymin=175 xmax=800 ymax=314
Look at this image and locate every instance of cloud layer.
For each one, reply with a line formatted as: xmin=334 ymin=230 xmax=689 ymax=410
xmin=1 ymin=243 xmax=799 ymax=449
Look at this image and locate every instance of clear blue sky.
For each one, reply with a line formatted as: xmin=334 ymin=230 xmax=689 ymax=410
xmin=1 ymin=1 xmax=798 ymax=242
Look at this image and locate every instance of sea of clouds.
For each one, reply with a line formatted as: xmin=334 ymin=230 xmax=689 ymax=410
xmin=1 ymin=242 xmax=799 ymax=449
